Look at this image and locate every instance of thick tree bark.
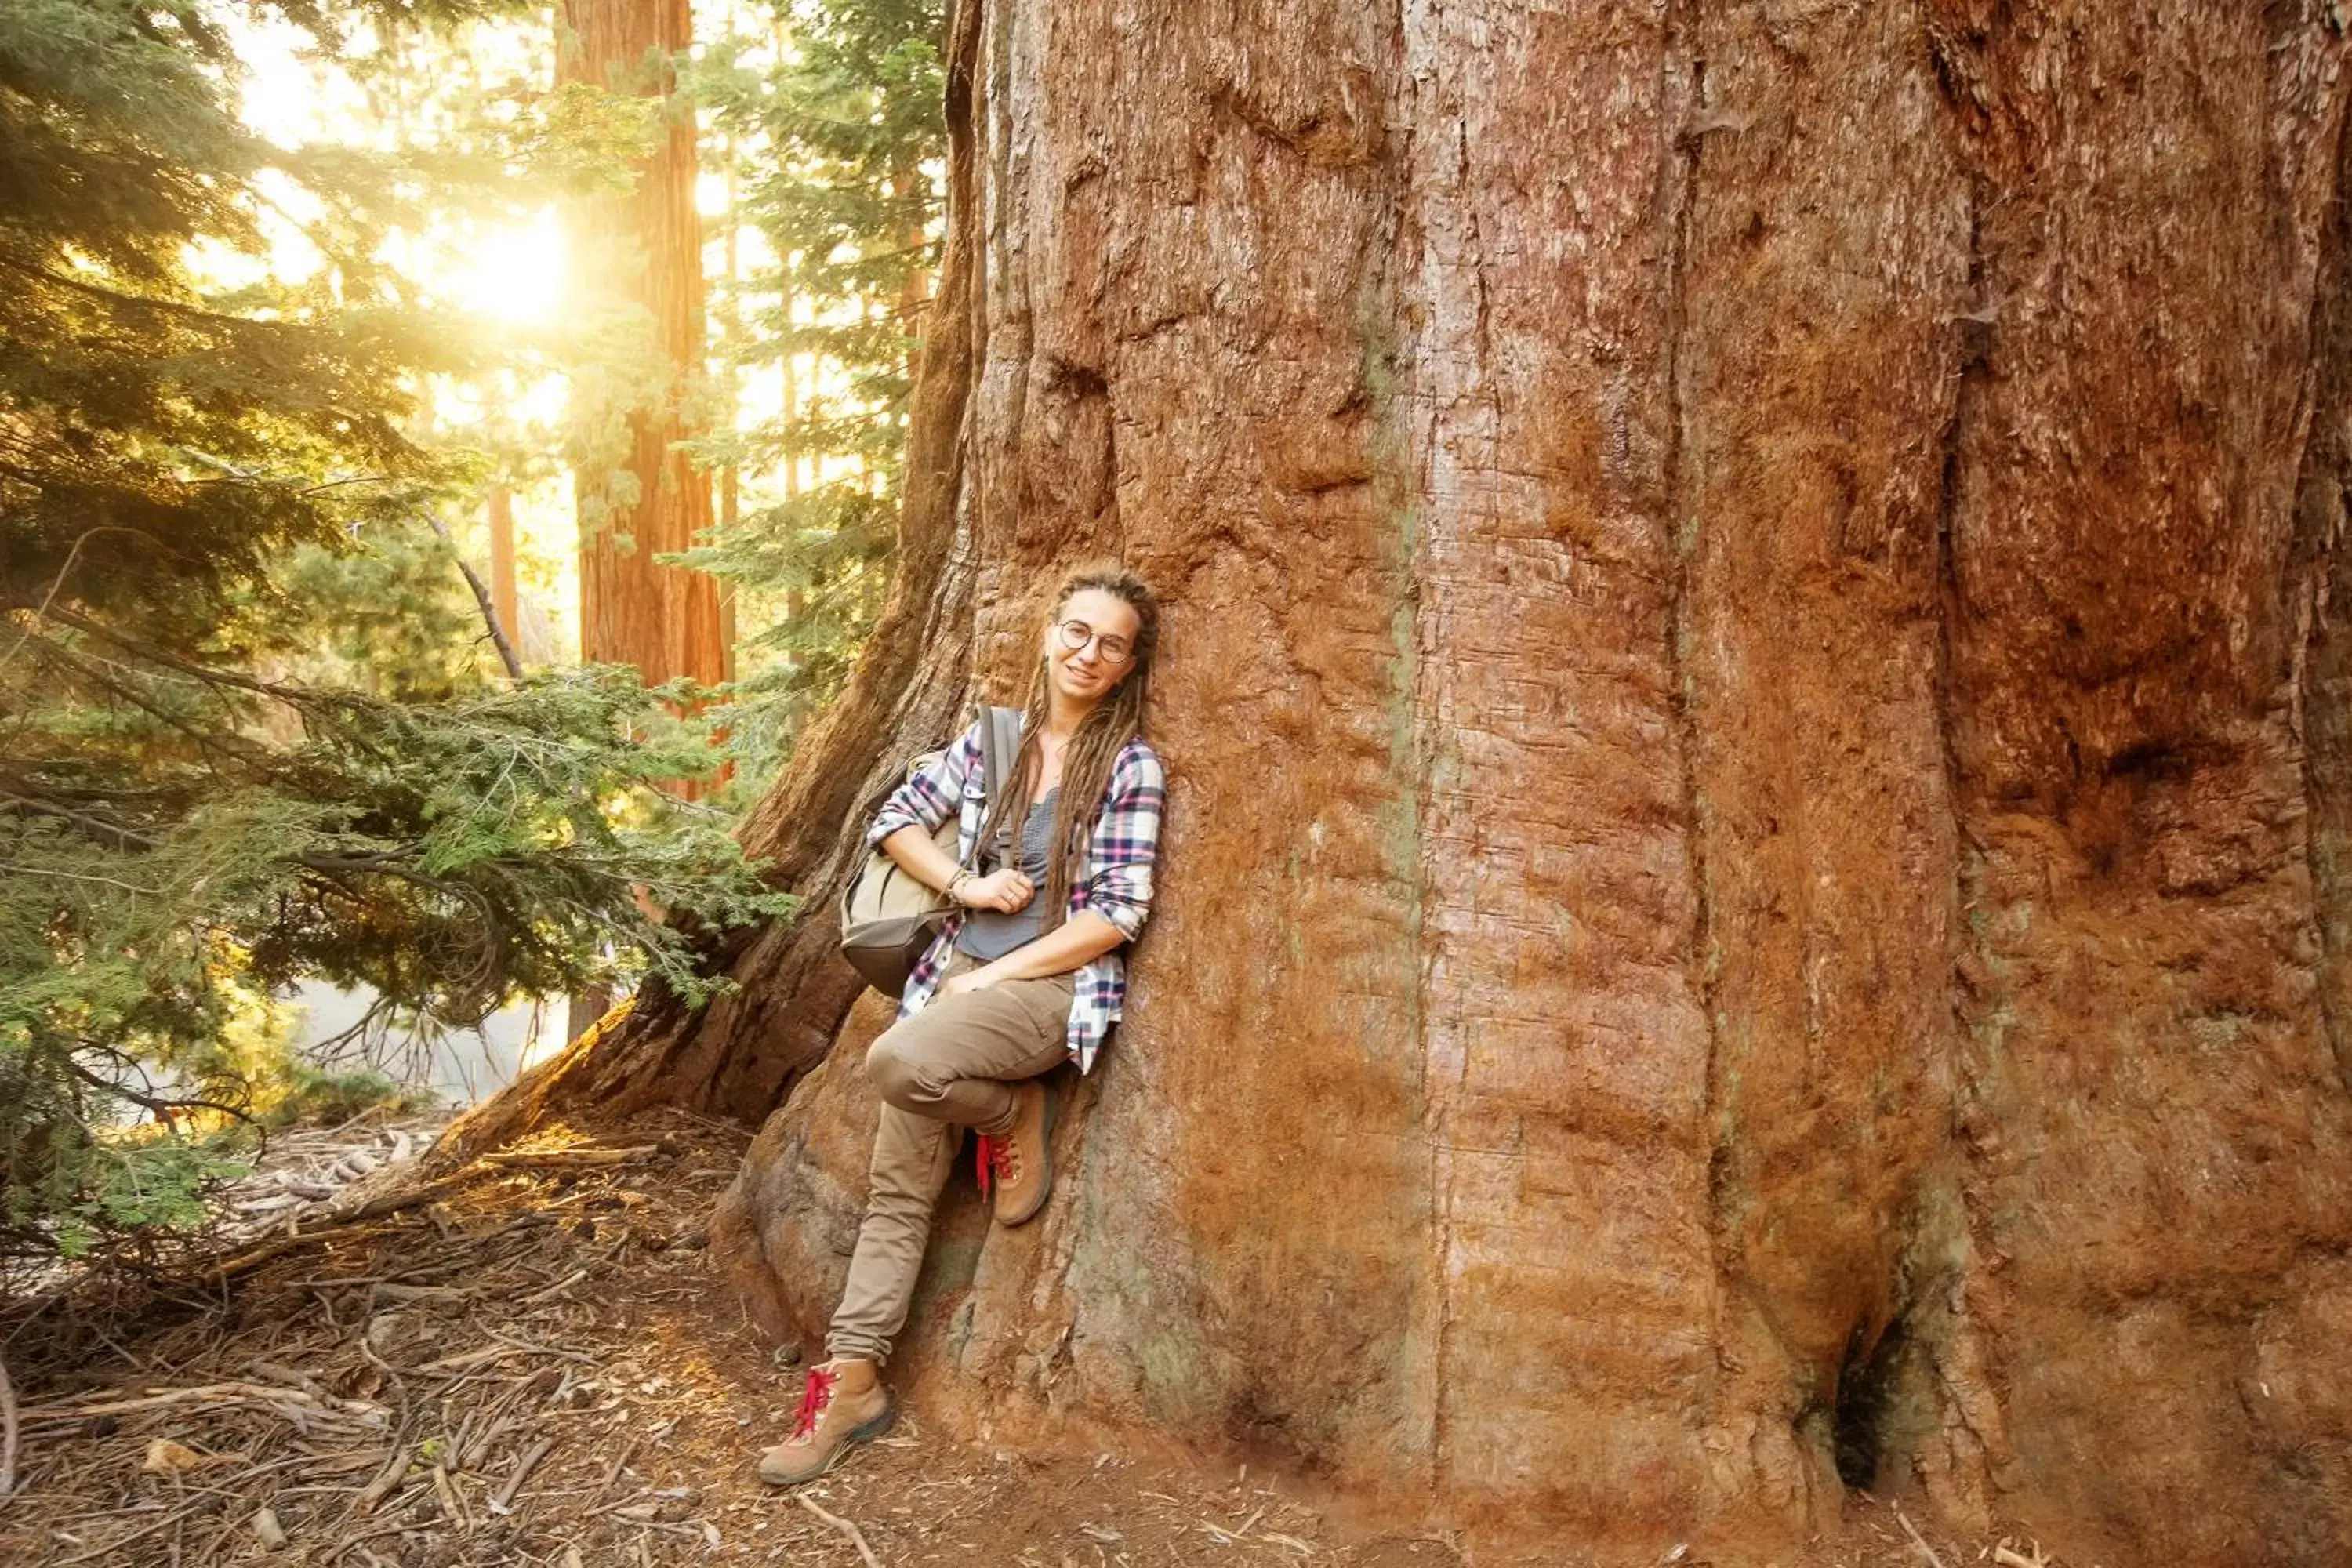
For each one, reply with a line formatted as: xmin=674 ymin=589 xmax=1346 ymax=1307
xmin=558 ymin=0 xmax=727 ymax=694
xmin=456 ymin=3 xmax=2352 ymax=1563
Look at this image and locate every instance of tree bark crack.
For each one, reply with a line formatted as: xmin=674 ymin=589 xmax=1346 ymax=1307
xmin=2290 ymin=60 xmax=2352 ymax=1097
xmin=1653 ymin=16 xmax=1727 ymax=1392
xmin=1392 ymin=0 xmax=1450 ymax=1501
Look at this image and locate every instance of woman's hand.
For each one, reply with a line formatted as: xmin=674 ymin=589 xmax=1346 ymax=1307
xmin=939 ymin=967 xmax=1002 ymax=1000
xmin=955 ymin=868 xmax=1034 ymax=913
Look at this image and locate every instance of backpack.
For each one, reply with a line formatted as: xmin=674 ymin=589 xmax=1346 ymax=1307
xmin=837 ymin=706 xmax=1025 ymax=997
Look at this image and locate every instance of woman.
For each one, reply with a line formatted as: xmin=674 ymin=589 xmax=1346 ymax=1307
xmin=757 ymin=561 xmax=1167 ymax=1486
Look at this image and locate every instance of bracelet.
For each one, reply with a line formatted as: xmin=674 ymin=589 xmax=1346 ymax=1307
xmin=946 ymin=869 xmax=973 ymax=906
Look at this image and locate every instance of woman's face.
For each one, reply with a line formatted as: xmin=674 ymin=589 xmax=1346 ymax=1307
xmin=1044 ymin=587 xmax=1143 ymax=709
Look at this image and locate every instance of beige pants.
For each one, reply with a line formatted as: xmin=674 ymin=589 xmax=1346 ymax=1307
xmin=826 ymin=952 xmax=1075 ymax=1364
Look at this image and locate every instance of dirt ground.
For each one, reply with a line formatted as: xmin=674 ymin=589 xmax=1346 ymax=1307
xmin=0 ymin=1109 xmax=2065 ymax=1568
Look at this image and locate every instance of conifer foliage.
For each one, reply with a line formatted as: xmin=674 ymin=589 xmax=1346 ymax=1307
xmin=689 ymin=0 xmax=946 ymax=780
xmin=0 ymin=2 xmax=789 ymax=1266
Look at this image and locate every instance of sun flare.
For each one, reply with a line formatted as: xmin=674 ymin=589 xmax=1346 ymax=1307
xmin=439 ymin=207 xmax=568 ymax=328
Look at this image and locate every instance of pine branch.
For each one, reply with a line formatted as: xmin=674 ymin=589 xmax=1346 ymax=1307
xmin=60 ymin=1051 xmax=254 ymax=1136
xmin=0 ymin=793 xmax=163 ymax=851
xmin=425 ymin=510 xmax=524 ymax=679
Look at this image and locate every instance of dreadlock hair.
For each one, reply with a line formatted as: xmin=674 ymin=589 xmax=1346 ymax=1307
xmin=978 ymin=561 xmax=1158 ymax=930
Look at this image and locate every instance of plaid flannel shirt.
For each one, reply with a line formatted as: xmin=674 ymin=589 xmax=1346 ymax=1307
xmin=866 ymin=720 xmax=1165 ymax=1073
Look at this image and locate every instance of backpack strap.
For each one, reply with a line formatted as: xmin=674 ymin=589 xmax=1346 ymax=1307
xmin=975 ymin=705 xmax=1025 ymax=868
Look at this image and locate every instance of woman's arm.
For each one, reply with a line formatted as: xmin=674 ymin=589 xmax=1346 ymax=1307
xmin=879 ymin=824 xmax=1031 ymax=913
xmin=940 ymin=909 xmax=1127 ymax=993
xmin=1078 ymin=742 xmax=1165 ymax=941
xmin=877 ymin=822 xmax=964 ymax=894
xmin=866 ymin=727 xmax=978 ymax=847
xmin=864 ymin=723 xmax=1033 ymax=914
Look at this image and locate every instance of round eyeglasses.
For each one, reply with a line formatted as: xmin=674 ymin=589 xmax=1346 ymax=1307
xmin=1055 ymin=619 xmax=1134 ymax=665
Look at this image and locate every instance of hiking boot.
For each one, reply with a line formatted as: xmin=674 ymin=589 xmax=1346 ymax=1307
xmin=756 ymin=1359 xmax=894 ymax=1486
xmin=978 ymin=1079 xmax=1054 ymax=1226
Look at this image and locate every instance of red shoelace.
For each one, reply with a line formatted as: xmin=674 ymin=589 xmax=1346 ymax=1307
xmin=789 ymin=1366 xmax=837 ymax=1442
xmin=975 ymin=1133 xmax=1020 ymax=1200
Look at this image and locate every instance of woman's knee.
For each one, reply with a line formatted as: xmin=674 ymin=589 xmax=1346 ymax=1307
xmin=864 ymin=1029 xmax=933 ymax=1109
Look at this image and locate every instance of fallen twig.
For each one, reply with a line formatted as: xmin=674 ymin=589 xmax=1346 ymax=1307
xmin=53 ymin=1497 xmax=212 ymax=1566
xmin=415 ymin=1345 xmax=521 ymax=1375
xmin=0 ymin=1342 xmax=16 ymax=1503
xmin=241 ymin=1359 xmax=325 ymax=1396
xmin=590 ymin=1436 xmax=639 ymax=1503
xmin=21 ymin=1380 xmax=383 ymax=1421
xmin=431 ymin=1459 xmax=471 ymax=1530
xmin=515 ymin=1268 xmax=589 ymax=1306
xmin=457 ymin=1412 xmax=518 ymax=1475
xmin=1893 ymin=1504 xmax=1948 ymax=1568
xmin=207 ymin=1164 xmax=504 ymax=1279
xmin=490 ymin=1435 xmax=557 ymax=1514
xmin=479 ymin=1145 xmax=655 ymax=1170
xmin=373 ymin=1283 xmax=470 ymax=1303
xmin=206 ymin=1219 xmax=403 ymax=1281
xmin=797 ymin=1491 xmax=884 ymax=1568
xmin=485 ymin=1327 xmax=593 ymax=1363
xmin=354 ymin=1445 xmax=412 ymax=1513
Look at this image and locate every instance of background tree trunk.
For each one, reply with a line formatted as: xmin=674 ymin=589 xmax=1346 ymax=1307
xmin=558 ymin=0 xmax=727 ymax=695
xmin=485 ymin=485 xmax=518 ymax=656
xmin=455 ymin=2 xmax=2352 ymax=1562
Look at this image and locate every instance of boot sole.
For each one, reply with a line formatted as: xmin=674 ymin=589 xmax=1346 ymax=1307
xmin=757 ymin=1401 xmax=898 ymax=1487
xmin=995 ymin=1080 xmax=1056 ymax=1227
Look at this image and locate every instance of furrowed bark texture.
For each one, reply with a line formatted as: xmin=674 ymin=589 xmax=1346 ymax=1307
xmin=474 ymin=2 xmax=2352 ymax=1561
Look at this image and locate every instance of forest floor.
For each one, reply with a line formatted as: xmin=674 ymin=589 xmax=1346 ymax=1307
xmin=0 ymin=1108 xmax=2061 ymax=1568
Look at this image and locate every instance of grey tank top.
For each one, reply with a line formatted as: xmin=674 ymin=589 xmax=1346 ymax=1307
xmin=955 ymin=788 xmax=1060 ymax=960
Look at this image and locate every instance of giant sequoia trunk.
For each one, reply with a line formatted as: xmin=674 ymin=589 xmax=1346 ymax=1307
xmin=558 ymin=0 xmax=727 ymax=691
xmin=456 ymin=2 xmax=2352 ymax=1562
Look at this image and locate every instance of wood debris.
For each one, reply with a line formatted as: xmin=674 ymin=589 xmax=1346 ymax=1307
xmin=0 ymin=1114 xmax=750 ymax=1567
xmin=797 ymin=1491 xmax=884 ymax=1568
xmin=0 ymin=1108 xmax=2032 ymax=1568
